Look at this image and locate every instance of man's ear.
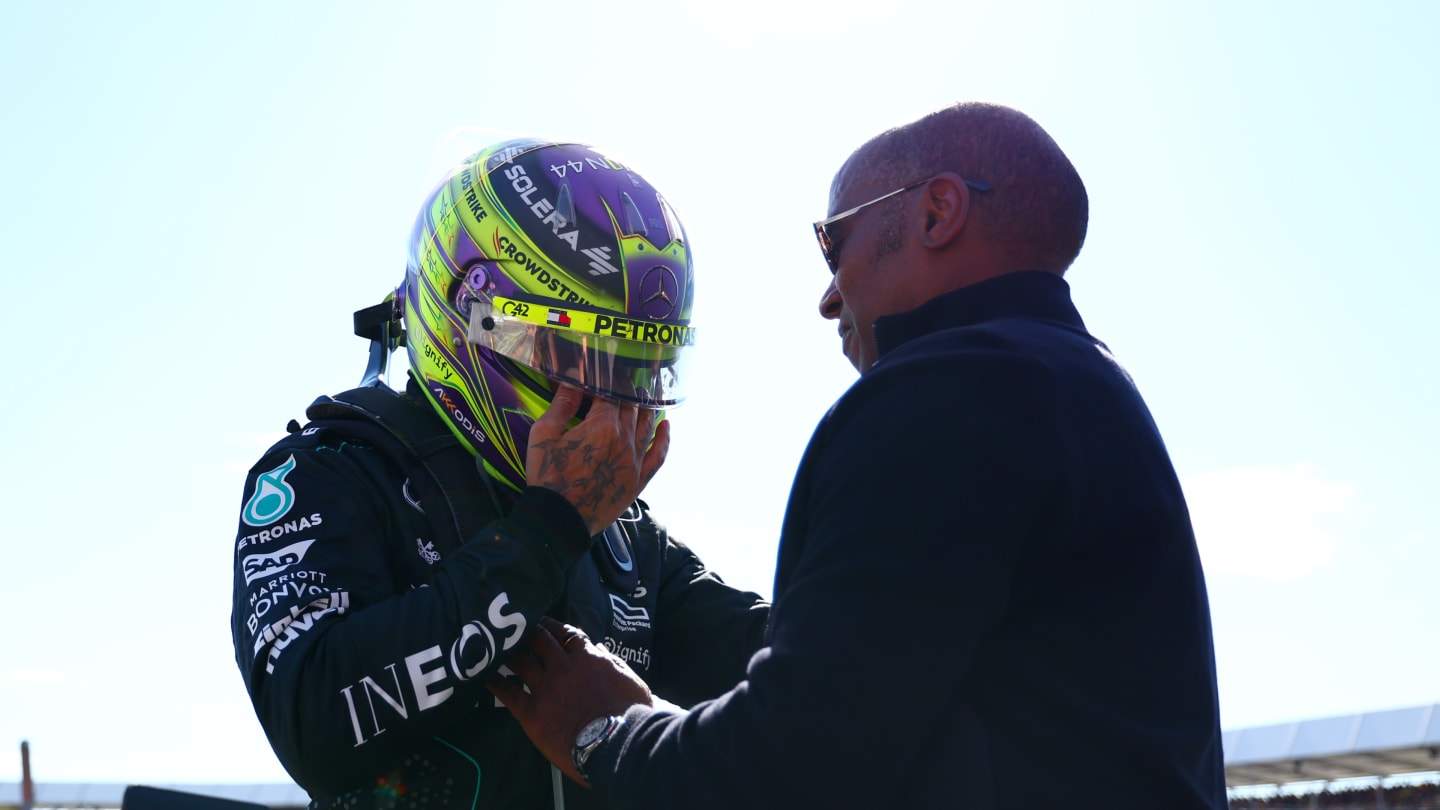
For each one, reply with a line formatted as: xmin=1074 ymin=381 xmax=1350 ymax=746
xmin=918 ymin=173 xmax=971 ymax=249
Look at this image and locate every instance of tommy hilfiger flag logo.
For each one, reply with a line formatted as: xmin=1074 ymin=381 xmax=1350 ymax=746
xmin=547 ymin=309 xmax=572 ymax=327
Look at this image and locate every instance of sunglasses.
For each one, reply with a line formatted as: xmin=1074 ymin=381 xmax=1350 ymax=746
xmin=812 ymin=175 xmax=993 ymax=273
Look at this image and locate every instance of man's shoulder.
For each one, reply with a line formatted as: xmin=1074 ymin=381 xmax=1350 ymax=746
xmin=243 ymin=397 xmax=412 ymax=482
xmin=917 ymin=311 xmax=1091 ymax=355
xmin=822 ymin=319 xmax=1082 ymax=453
xmin=861 ymin=318 xmax=1071 ymax=391
xmin=867 ymin=310 xmax=1116 ymax=405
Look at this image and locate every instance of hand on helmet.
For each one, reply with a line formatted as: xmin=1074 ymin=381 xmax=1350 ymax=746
xmin=526 ymin=384 xmax=670 ymax=536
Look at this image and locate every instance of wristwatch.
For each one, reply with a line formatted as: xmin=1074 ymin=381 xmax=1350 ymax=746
xmin=572 ymin=714 xmax=626 ymax=784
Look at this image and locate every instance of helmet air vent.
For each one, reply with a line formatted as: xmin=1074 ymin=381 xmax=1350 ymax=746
xmin=554 ymin=183 xmax=576 ymax=230
xmin=620 ymin=192 xmax=648 ymax=237
xmin=657 ymin=195 xmax=685 ymax=247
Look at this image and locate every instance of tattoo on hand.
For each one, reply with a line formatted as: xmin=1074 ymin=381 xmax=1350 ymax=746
xmin=532 ymin=437 xmax=629 ymax=512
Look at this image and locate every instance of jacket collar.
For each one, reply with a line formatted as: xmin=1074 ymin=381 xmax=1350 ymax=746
xmin=872 ymin=271 xmax=1085 ymax=365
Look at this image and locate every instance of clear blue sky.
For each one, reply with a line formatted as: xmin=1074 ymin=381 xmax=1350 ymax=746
xmin=2 ymin=0 xmax=1437 ymax=785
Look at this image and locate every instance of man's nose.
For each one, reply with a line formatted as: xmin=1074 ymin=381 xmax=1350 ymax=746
xmin=818 ymin=277 xmax=842 ymax=320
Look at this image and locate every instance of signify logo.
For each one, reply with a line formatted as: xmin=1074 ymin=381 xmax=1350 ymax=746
xmin=603 ymin=638 xmax=652 ymax=671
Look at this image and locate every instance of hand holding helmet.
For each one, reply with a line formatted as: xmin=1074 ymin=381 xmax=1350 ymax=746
xmin=526 ymin=384 xmax=671 ymax=536
xmin=395 ymin=137 xmax=697 ymax=497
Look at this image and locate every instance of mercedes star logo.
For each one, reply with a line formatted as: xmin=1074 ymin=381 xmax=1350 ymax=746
xmin=639 ymin=266 xmax=680 ymax=320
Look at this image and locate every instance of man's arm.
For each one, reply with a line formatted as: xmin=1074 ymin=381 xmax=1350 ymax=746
xmin=233 ymin=438 xmax=591 ymax=795
xmin=235 ymin=385 xmax=667 ymax=796
xmin=493 ymin=352 xmax=1060 ymax=807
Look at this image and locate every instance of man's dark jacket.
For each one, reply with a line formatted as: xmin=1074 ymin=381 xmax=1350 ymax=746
xmin=587 ymin=271 xmax=1227 ymax=808
xmin=230 ymin=385 xmax=769 ymax=808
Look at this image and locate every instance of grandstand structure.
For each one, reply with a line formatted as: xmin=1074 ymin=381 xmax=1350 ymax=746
xmin=1225 ymin=703 xmax=1440 ymax=787
xmin=0 ymin=782 xmax=307 ymax=810
xmin=5 ymin=703 xmax=1439 ymax=809
xmin=1225 ymin=702 xmax=1440 ymax=807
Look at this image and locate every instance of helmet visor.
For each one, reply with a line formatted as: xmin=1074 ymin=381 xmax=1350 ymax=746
xmin=466 ymin=296 xmax=695 ymax=408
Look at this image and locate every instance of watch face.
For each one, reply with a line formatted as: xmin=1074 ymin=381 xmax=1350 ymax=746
xmin=576 ymin=716 xmax=610 ymax=747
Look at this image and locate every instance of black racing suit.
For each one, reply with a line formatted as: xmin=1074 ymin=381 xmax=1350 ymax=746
xmin=230 ymin=385 xmax=769 ymax=809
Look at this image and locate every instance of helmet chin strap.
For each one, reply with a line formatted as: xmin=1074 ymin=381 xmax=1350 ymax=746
xmin=353 ymin=299 xmax=405 ymax=388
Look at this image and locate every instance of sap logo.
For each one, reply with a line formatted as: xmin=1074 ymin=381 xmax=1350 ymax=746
xmin=608 ymin=594 xmax=651 ymax=632
xmin=339 ymin=593 xmax=527 ymax=747
xmin=602 ymin=638 xmax=652 ymax=671
xmin=252 ymin=592 xmax=349 ymax=674
xmin=241 ymin=539 xmax=317 ymax=584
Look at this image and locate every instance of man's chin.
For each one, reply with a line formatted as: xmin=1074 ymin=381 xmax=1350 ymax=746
xmin=841 ymin=334 xmax=865 ymax=372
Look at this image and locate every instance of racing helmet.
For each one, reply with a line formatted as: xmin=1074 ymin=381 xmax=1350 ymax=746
xmin=394 ymin=137 xmax=695 ymax=492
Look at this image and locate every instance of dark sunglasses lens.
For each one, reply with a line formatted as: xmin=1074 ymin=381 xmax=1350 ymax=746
xmin=817 ymin=226 xmax=836 ymax=269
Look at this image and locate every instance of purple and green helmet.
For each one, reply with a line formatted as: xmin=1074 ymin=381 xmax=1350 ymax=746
xmin=396 ymin=138 xmax=695 ymax=491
